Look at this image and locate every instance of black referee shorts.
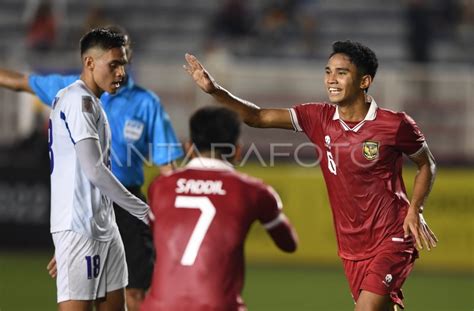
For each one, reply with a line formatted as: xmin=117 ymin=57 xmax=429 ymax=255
xmin=113 ymin=186 xmax=154 ymax=290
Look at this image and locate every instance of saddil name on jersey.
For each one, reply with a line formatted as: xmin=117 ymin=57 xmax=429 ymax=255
xmin=49 ymin=80 xmax=115 ymax=241
xmin=289 ymin=98 xmax=426 ymax=260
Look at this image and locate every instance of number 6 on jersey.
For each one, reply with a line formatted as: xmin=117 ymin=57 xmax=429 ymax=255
xmin=175 ymin=196 xmax=216 ymax=266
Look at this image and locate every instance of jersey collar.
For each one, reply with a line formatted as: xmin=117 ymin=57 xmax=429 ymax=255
xmin=186 ymin=157 xmax=235 ymax=171
xmin=77 ymin=79 xmax=100 ymax=100
xmin=332 ymin=96 xmax=378 ymax=132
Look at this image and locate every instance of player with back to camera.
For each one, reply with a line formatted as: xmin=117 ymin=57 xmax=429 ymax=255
xmin=141 ymin=106 xmax=298 ymax=311
xmin=49 ymin=28 xmax=151 ymax=310
xmin=184 ymin=41 xmax=438 ymax=311
xmin=0 ymin=25 xmax=183 ymax=311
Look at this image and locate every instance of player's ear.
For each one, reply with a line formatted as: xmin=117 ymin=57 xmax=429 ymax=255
xmin=360 ymin=74 xmax=372 ymax=91
xmin=83 ymin=55 xmax=95 ymax=71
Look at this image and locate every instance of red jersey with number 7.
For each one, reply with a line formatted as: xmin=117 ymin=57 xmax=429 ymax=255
xmin=289 ymin=98 xmax=425 ymax=260
xmin=142 ymin=157 xmax=285 ymax=311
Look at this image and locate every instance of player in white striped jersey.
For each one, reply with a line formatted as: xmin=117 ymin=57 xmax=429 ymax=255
xmin=48 ymin=28 xmax=150 ymax=310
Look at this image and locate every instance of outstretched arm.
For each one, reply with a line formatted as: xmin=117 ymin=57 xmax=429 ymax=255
xmin=403 ymin=145 xmax=438 ymax=250
xmin=264 ymin=213 xmax=298 ymax=252
xmin=75 ymin=138 xmax=151 ymax=224
xmin=184 ymin=53 xmax=293 ymax=129
xmin=0 ymin=68 xmax=34 ymax=93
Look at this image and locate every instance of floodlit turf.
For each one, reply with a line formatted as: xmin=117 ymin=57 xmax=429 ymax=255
xmin=0 ymin=165 xmax=471 ymax=310
xmin=0 ymin=252 xmax=472 ymax=311
xmin=244 ymin=265 xmax=474 ymax=310
xmin=0 ymin=252 xmax=56 ymax=311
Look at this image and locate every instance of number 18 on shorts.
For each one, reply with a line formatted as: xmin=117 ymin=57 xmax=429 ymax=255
xmin=52 ymin=229 xmax=128 ymax=303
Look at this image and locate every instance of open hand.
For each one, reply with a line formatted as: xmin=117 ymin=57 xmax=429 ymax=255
xmin=183 ymin=53 xmax=219 ymax=94
xmin=403 ymin=210 xmax=438 ymax=251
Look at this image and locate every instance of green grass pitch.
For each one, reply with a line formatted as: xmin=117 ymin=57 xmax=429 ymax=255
xmin=0 ymin=252 xmax=472 ymax=310
xmin=0 ymin=164 xmax=472 ymax=310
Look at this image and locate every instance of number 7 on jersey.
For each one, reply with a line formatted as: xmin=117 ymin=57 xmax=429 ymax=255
xmin=175 ymin=196 xmax=216 ymax=266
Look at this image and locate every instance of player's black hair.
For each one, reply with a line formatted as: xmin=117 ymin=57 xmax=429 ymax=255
xmin=330 ymin=40 xmax=379 ymax=80
xmin=80 ymin=27 xmax=127 ymax=56
xmin=104 ymin=25 xmax=133 ymax=61
xmin=190 ymin=106 xmax=241 ymax=156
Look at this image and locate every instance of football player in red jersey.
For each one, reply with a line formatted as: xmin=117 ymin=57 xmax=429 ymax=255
xmin=184 ymin=41 xmax=438 ymax=311
xmin=142 ymin=106 xmax=298 ymax=311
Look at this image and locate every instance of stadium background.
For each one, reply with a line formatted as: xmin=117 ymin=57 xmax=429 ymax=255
xmin=0 ymin=0 xmax=472 ymax=310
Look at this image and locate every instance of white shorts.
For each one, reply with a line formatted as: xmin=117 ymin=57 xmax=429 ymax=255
xmin=52 ymin=228 xmax=128 ymax=303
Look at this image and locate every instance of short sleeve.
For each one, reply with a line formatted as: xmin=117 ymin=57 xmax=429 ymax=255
xmin=256 ymin=185 xmax=284 ymax=229
xmin=290 ymin=103 xmax=324 ymax=134
xmin=395 ymin=113 xmax=425 ymax=156
xmin=61 ymin=94 xmax=100 ymax=144
xmin=29 ymin=74 xmax=78 ymax=106
xmin=148 ymin=96 xmax=184 ymax=165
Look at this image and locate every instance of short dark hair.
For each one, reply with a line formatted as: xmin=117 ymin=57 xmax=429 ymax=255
xmin=104 ymin=25 xmax=133 ymax=60
xmin=330 ymin=40 xmax=378 ymax=79
xmin=190 ymin=106 xmax=241 ymax=156
xmin=80 ymin=28 xmax=127 ymax=56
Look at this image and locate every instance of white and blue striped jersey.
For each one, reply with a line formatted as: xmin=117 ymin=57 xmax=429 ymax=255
xmin=30 ymin=74 xmax=184 ymax=187
xmin=49 ymin=79 xmax=116 ymax=241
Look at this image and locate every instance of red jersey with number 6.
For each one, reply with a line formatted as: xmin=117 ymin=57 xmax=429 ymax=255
xmin=141 ymin=157 xmax=285 ymax=311
xmin=289 ymin=98 xmax=425 ymax=260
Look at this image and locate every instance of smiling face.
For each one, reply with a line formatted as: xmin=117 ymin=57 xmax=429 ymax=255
xmin=91 ymin=46 xmax=128 ymax=95
xmin=324 ymin=53 xmax=368 ymax=106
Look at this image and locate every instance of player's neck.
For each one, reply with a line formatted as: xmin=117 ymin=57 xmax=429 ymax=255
xmin=80 ymin=74 xmax=103 ymax=98
xmin=337 ymin=94 xmax=370 ymax=122
xmin=192 ymin=152 xmax=236 ymax=164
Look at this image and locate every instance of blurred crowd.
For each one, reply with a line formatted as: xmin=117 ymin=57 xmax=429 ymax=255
xmin=405 ymin=0 xmax=473 ymax=63
xmin=19 ymin=0 xmax=474 ymax=62
xmin=206 ymin=0 xmax=319 ymax=58
xmin=204 ymin=0 xmax=473 ymax=61
xmin=22 ymin=0 xmax=113 ymax=54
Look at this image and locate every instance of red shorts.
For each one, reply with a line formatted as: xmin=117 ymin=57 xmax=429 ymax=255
xmin=342 ymin=240 xmax=418 ymax=309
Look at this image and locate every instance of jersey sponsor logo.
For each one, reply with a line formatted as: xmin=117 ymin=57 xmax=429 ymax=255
xmin=82 ymin=96 xmax=93 ymax=113
xmin=176 ymin=178 xmax=226 ymax=195
xmin=324 ymin=135 xmax=331 ymax=149
xmin=124 ymin=119 xmax=144 ymax=142
xmin=382 ymin=273 xmax=393 ymax=287
xmin=362 ymin=141 xmax=379 ymax=160
xmin=324 ymin=135 xmax=337 ymax=175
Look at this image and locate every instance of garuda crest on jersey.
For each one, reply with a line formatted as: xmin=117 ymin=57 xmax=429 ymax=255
xmin=362 ymin=141 xmax=379 ymax=160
